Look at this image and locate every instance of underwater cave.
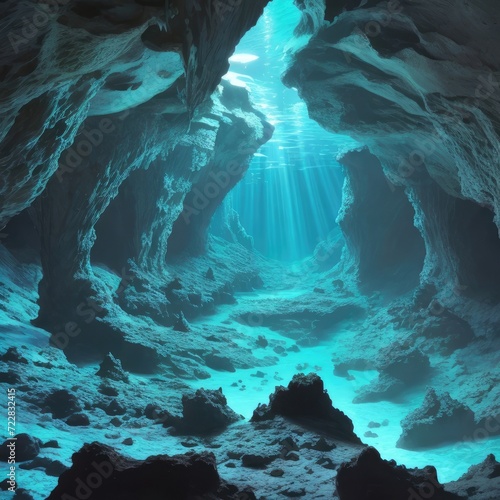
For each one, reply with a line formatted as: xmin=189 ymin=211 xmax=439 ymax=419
xmin=1 ymin=0 xmax=500 ymax=498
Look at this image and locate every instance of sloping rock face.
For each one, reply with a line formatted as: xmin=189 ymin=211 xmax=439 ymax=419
xmin=284 ymin=0 xmax=500 ymax=305
xmin=446 ymin=454 xmax=500 ymax=499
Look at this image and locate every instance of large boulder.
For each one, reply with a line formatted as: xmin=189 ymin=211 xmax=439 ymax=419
xmin=336 ymin=446 xmax=462 ymax=500
xmin=251 ymin=373 xmax=361 ymax=443
xmin=397 ymin=388 xmax=476 ymax=449
xmin=47 ymin=442 xmax=255 ymax=500
xmin=0 ymin=434 xmax=41 ymax=462
xmin=43 ymin=389 xmax=82 ymax=419
xmin=169 ymin=388 xmax=243 ymax=435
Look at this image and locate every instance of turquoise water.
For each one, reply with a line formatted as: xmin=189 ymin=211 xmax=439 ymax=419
xmin=221 ymin=0 xmax=358 ymax=261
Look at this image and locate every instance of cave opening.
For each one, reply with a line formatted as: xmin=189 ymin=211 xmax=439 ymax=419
xmin=1 ymin=0 xmax=500 ymax=499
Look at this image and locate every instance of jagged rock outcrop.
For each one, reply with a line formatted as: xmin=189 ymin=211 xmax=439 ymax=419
xmin=336 ymin=446 xmax=462 ymax=500
xmin=446 ymin=454 xmax=500 ymax=499
xmin=397 ymin=388 xmax=476 ymax=450
xmin=251 ymin=373 xmax=362 ymax=443
xmin=166 ymin=388 xmax=244 ymax=435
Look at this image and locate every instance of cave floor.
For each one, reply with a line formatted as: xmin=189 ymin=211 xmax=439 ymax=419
xmin=1 ymin=243 xmax=500 ymax=498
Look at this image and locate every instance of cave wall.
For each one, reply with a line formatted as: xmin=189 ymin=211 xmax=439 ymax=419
xmin=167 ymin=85 xmax=274 ymax=258
xmin=0 ymin=0 xmax=271 ymax=333
xmin=91 ymin=83 xmax=273 ymax=273
xmin=0 ymin=0 xmax=270 ymax=229
xmin=283 ymin=0 xmax=500 ymax=306
xmin=337 ymin=148 xmax=425 ymax=295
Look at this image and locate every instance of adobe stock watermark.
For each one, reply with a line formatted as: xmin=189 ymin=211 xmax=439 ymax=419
xmin=8 ymin=0 xmax=70 ymax=54
xmin=50 ymin=267 xmax=134 ymax=349
xmin=56 ymin=110 xmax=130 ymax=182
xmin=61 ymin=460 xmax=113 ymax=500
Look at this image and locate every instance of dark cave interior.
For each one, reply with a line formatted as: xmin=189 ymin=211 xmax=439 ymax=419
xmin=1 ymin=1 xmax=500 ymax=499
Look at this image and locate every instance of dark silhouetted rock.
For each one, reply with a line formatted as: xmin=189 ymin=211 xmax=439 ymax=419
xmin=300 ymin=437 xmax=336 ymax=452
xmin=20 ymin=456 xmax=68 ymax=477
xmin=251 ymin=373 xmax=361 ymax=443
xmin=242 ymin=454 xmax=277 ymax=469
xmin=397 ymin=388 xmax=476 ymax=449
xmin=204 ymin=353 xmax=236 ymax=372
xmin=336 ymin=447 xmax=461 ymax=500
xmin=44 ymin=389 xmax=82 ymax=419
xmin=13 ymin=489 xmax=34 ymax=500
xmin=98 ymin=384 xmax=119 ymax=397
xmin=256 ymin=335 xmax=268 ymax=347
xmin=0 ymin=347 xmax=28 ymax=364
xmin=66 ymin=413 xmax=90 ymax=427
xmin=0 ymin=434 xmax=41 ymax=462
xmin=46 ymin=442 xmax=253 ymax=500
xmin=41 ymin=440 xmax=60 ymax=449
xmin=104 ymin=399 xmax=127 ymax=417
xmin=0 ymin=370 xmax=21 ymax=384
xmin=175 ymin=388 xmax=243 ymax=435
xmin=96 ymin=353 xmax=129 ymax=382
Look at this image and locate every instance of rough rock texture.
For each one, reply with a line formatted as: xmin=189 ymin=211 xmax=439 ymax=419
xmin=397 ymin=388 xmax=476 ymax=450
xmin=170 ymin=388 xmax=244 ymax=435
xmin=284 ymin=0 xmax=500 ymax=317
xmin=251 ymin=373 xmax=362 ymax=444
xmin=0 ymin=0 xmax=272 ymax=335
xmin=47 ymin=442 xmax=255 ymax=500
xmin=96 ymin=352 xmax=129 ymax=382
xmin=446 ymin=454 xmax=500 ymax=499
xmin=0 ymin=0 xmax=270 ymax=228
xmin=43 ymin=389 xmax=82 ymax=419
xmin=33 ymin=80 xmax=272 ymax=334
xmin=336 ymin=446 xmax=462 ymax=500
xmin=337 ymin=148 xmax=425 ymax=294
xmin=354 ymin=340 xmax=431 ymax=403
